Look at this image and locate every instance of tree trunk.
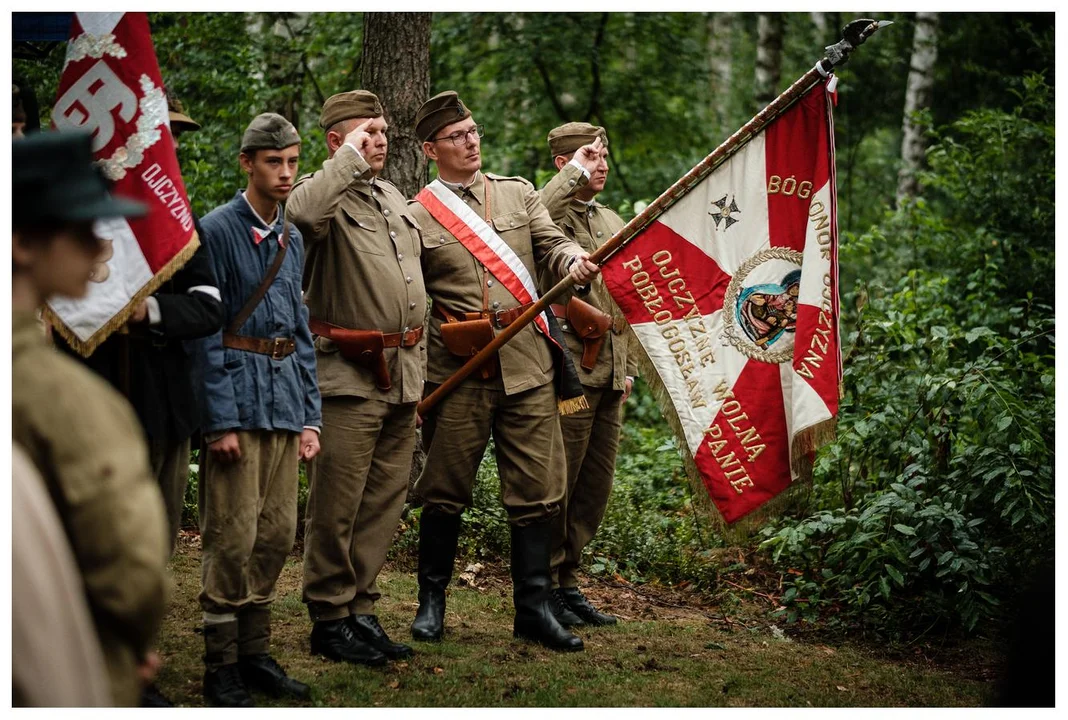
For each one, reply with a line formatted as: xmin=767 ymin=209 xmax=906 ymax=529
xmin=896 ymin=12 xmax=940 ymax=205
xmin=707 ymin=13 xmax=735 ymax=128
xmin=360 ymin=12 xmax=432 ymax=199
xmin=754 ymin=13 xmax=784 ymax=110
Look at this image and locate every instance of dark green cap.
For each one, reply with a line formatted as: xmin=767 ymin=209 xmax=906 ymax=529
xmin=13 ymin=131 xmax=146 ymax=227
xmin=241 ymin=112 xmax=301 ymax=153
xmin=415 ymin=90 xmax=471 ymax=142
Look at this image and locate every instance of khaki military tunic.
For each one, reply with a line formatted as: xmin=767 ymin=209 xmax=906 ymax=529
xmin=409 ymin=167 xmax=588 ymax=523
xmin=537 ymin=169 xmax=639 ymax=389
xmin=288 ymin=143 xmax=426 ymax=619
xmin=537 ymin=168 xmax=640 ymax=588
xmin=410 ymin=166 xmax=588 ymax=395
xmin=290 ymin=143 xmax=427 ymax=404
xmin=12 ymin=310 xmax=168 ymax=706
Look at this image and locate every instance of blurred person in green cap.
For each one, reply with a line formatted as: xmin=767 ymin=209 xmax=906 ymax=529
xmin=288 ymin=89 xmax=424 ymax=667
xmin=189 ymin=112 xmax=320 ymax=707
xmin=12 ymin=130 xmax=169 ymax=707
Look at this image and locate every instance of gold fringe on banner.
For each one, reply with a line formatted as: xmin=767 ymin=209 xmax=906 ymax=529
xmin=43 ymin=232 xmax=201 ymax=357
xmin=558 ymin=395 xmax=590 ymax=416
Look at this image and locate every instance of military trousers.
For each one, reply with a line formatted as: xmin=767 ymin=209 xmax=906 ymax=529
xmin=199 ymin=429 xmax=299 ymax=662
xmin=303 ymin=396 xmax=416 ymax=620
xmin=551 ymin=385 xmax=623 ymax=588
xmin=149 ymin=435 xmax=191 ymax=556
xmin=416 ymin=379 xmax=566 ymax=525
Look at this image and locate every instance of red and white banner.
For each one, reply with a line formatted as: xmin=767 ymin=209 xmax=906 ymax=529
xmin=47 ymin=11 xmax=198 ymax=355
xmin=602 ymin=82 xmax=841 ymax=524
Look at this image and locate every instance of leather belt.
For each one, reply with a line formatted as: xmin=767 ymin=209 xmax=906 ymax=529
xmin=433 ymin=301 xmax=535 ymax=329
xmin=308 ymin=317 xmax=424 ymax=348
xmin=222 ymin=333 xmax=296 ymax=360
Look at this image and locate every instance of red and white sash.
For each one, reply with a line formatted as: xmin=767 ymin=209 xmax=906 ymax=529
xmin=415 ymin=178 xmax=556 ymax=341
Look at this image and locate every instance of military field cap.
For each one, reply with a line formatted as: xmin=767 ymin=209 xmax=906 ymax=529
xmin=240 ymin=112 xmax=301 ymax=153
xmin=165 ymin=86 xmax=201 ymax=133
xmin=320 ymin=90 xmax=384 ymax=129
xmin=548 ymin=122 xmax=608 ymax=158
xmin=13 ymin=131 xmax=147 ymax=226
xmin=415 ymin=90 xmax=471 ymax=142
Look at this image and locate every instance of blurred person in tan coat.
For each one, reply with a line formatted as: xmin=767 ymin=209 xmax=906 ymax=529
xmin=11 ymin=131 xmax=168 ymax=707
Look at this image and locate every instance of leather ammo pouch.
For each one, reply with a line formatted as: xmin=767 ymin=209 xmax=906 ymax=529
xmin=308 ymin=318 xmax=392 ymax=391
xmin=564 ymin=297 xmax=613 ymax=371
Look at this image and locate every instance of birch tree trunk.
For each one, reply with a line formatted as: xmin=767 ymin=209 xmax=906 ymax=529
xmin=360 ymin=12 xmax=432 ymax=199
xmin=754 ymin=13 xmax=784 ymax=110
xmin=707 ymin=13 xmax=735 ymax=128
xmin=897 ymin=12 xmax=940 ymax=205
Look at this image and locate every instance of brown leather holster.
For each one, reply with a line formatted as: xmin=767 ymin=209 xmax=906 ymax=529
xmin=433 ymin=305 xmax=499 ymax=380
xmin=308 ymin=317 xmax=424 ymax=392
xmin=553 ymin=297 xmax=613 ymax=371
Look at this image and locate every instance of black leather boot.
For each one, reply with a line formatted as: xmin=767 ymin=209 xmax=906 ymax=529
xmin=239 ymin=654 xmax=311 ymax=700
xmin=310 ymin=618 xmax=388 ymax=666
xmin=411 ymin=510 xmax=462 ymax=642
xmin=511 ymin=522 xmax=584 ymax=652
xmin=203 ymin=664 xmax=254 ymax=707
xmin=550 ymin=588 xmax=586 ymax=627
xmin=350 ymin=614 xmax=414 ymax=660
xmin=559 ymin=587 xmax=618 ymax=626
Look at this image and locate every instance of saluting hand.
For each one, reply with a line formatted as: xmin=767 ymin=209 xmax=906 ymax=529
xmin=299 ymin=428 xmax=321 ymax=461
xmin=569 ymin=251 xmax=601 ymax=286
xmin=574 ymin=136 xmax=606 ymax=176
xmin=344 ymin=119 xmax=375 ymax=158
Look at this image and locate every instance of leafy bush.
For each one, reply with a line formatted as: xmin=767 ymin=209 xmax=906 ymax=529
xmin=758 ymin=73 xmax=1054 ymax=636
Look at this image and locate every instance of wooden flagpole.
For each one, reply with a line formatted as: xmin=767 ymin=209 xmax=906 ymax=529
xmin=418 ymin=18 xmax=890 ymax=417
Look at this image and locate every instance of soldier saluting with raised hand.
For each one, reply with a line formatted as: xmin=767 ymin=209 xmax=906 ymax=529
xmin=287 ymin=90 xmax=425 ymax=667
xmin=406 ymin=90 xmax=599 ymax=653
xmin=537 ymin=123 xmax=639 ymax=630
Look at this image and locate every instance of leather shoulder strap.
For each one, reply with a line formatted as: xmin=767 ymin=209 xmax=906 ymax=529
xmin=226 ymin=221 xmax=290 ymax=335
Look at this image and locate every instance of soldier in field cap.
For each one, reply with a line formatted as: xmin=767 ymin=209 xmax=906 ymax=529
xmin=407 ymin=90 xmax=604 ymax=653
xmin=190 ymin=112 xmax=320 ymax=706
xmin=538 ymin=121 xmax=640 ymax=629
xmin=288 ymin=89 xmax=425 ymax=667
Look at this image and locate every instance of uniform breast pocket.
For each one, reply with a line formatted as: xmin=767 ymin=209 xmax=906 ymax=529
xmin=421 ymin=227 xmax=468 ymax=274
xmin=340 ymin=206 xmax=385 ymax=256
xmin=403 ymin=214 xmax=422 ymax=258
xmin=491 ymin=210 xmax=533 ymax=257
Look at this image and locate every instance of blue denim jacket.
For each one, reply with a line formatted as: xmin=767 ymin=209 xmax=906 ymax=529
xmin=192 ymin=191 xmax=321 ymax=435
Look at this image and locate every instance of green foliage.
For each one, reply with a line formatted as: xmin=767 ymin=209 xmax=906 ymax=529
xmin=758 ymin=72 xmax=1054 ymax=636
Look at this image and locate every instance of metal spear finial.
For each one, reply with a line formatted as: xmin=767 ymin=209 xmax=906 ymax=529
xmin=822 ymin=18 xmax=893 ymax=69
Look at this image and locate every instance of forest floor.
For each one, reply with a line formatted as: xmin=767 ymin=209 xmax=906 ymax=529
xmin=155 ymin=532 xmax=1001 ymax=708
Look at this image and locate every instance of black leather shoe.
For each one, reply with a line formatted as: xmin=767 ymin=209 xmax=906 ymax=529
xmin=310 ymin=618 xmax=388 ymax=667
xmin=239 ymin=653 xmax=311 ymax=700
xmin=550 ymin=589 xmax=585 ymax=627
xmin=411 ymin=510 xmax=462 ymax=642
xmin=203 ymin=663 xmax=254 ymax=707
xmin=511 ymin=523 xmax=584 ymax=652
xmin=350 ymin=614 xmax=414 ymax=660
xmin=559 ymin=587 xmax=618 ymax=626
xmin=140 ymin=683 xmax=173 ymax=707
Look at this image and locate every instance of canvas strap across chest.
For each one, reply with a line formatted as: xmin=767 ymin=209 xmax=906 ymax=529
xmin=415 ymin=178 xmax=553 ymax=337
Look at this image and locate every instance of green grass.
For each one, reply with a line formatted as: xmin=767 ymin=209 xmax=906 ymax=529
xmin=156 ymin=539 xmax=995 ymax=707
